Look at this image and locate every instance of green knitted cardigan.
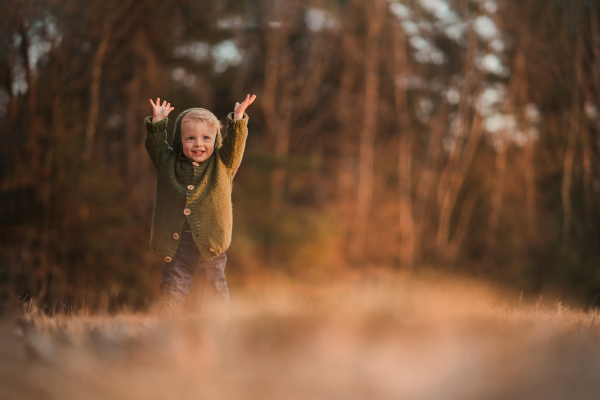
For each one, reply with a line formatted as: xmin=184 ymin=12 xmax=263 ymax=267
xmin=144 ymin=109 xmax=248 ymax=262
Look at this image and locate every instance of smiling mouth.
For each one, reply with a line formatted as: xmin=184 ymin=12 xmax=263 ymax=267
xmin=192 ymin=150 xmax=205 ymax=155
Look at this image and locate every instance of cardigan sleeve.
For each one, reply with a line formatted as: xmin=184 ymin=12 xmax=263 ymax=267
xmin=219 ymin=112 xmax=249 ymax=173
xmin=144 ymin=116 xmax=173 ymax=168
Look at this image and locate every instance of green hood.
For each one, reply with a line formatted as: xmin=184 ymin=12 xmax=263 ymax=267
xmin=172 ymin=108 xmax=223 ymax=160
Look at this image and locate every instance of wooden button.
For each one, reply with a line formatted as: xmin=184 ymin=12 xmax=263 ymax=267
xmin=187 ymin=185 xmax=194 ymax=190
xmin=183 ymin=208 xmax=191 ymax=215
xmin=173 ymin=233 xmax=179 ymax=240
xmin=192 ymin=162 xmax=199 ymax=166
xmin=165 ymin=256 xmax=172 ymax=262
xmin=210 ymin=248 xmax=214 ymax=252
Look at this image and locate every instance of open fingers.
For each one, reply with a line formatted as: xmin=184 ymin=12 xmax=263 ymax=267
xmin=150 ymin=98 xmax=173 ymax=108
xmin=245 ymin=94 xmax=256 ymax=106
xmin=240 ymin=94 xmax=256 ymax=106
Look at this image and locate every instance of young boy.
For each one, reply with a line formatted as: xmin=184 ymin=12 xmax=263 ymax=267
xmin=144 ymin=95 xmax=256 ymax=314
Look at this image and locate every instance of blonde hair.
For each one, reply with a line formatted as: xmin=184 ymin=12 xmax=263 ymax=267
xmin=181 ymin=109 xmax=222 ymax=135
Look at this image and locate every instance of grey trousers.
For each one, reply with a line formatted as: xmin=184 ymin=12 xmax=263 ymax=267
xmin=158 ymin=229 xmax=230 ymax=315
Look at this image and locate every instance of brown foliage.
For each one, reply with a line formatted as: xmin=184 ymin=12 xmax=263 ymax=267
xmin=2 ymin=0 xmax=600 ymax=311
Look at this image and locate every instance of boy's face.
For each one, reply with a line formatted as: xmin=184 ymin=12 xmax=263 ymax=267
xmin=181 ymin=120 xmax=216 ymax=163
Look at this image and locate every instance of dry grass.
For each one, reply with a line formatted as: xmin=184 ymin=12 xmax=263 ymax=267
xmin=2 ymin=269 xmax=600 ymax=400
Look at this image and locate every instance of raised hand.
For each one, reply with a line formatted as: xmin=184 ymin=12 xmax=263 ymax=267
xmin=149 ymin=98 xmax=174 ymax=122
xmin=233 ymin=94 xmax=257 ymax=120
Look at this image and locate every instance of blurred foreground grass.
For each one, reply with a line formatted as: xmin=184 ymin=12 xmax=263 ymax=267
xmin=2 ymin=269 xmax=600 ymax=400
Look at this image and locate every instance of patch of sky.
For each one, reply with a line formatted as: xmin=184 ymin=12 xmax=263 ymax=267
xmin=28 ymin=15 xmax=61 ymax=70
xmin=490 ymin=38 xmax=504 ymax=52
xmin=479 ymin=90 xmax=539 ymax=147
xmin=389 ymin=1 xmax=412 ymax=20
xmin=443 ymin=113 xmax=460 ymax=150
xmin=473 ymin=15 xmax=498 ymax=41
xmin=426 ymin=7 xmax=466 ymax=42
xmin=173 ymin=41 xmax=210 ymax=62
xmin=397 ymin=75 xmax=426 ymax=89
xmin=416 ymin=97 xmax=435 ymax=122
xmin=438 ymin=9 xmax=460 ymax=25
xmin=477 ymin=84 xmax=506 ymax=116
xmin=419 ymin=0 xmax=451 ymax=20
xmin=442 ymin=137 xmax=453 ymax=152
xmin=171 ymin=67 xmax=197 ymax=87
xmin=12 ymin=15 xmax=61 ymax=76
xmin=584 ymin=101 xmax=598 ymax=121
xmin=526 ymin=127 xmax=539 ymax=143
xmin=212 ymin=40 xmax=242 ymax=73
xmin=171 ymin=67 xmax=185 ymax=81
xmin=9 ymin=34 xmax=27 ymax=95
xmin=418 ymin=21 xmax=434 ymax=34
xmin=484 ymin=114 xmax=515 ymax=133
xmin=45 ymin=15 xmax=60 ymax=39
xmin=525 ymin=104 xmax=541 ymax=124
xmin=416 ymin=45 xmax=445 ymax=64
xmin=182 ymin=75 xmax=196 ymax=87
xmin=217 ymin=15 xmax=244 ymax=30
xmin=410 ymin=36 xmax=429 ymax=50
xmin=305 ymin=8 xmax=340 ymax=31
xmin=484 ymin=113 xmax=537 ymax=148
xmin=444 ymin=22 xmax=466 ymax=41
xmin=11 ymin=63 xmax=27 ymax=95
xmin=450 ymin=114 xmax=469 ymax=139
xmin=479 ymin=54 xmax=507 ymax=76
xmin=482 ymin=0 xmax=498 ymax=14
xmin=401 ymin=20 xmax=419 ymax=36
xmin=29 ymin=41 xmax=52 ymax=69
xmin=12 ymin=33 xmax=22 ymax=47
xmin=445 ymin=87 xmax=460 ymax=104
xmin=410 ymin=36 xmax=446 ymax=64
xmin=512 ymin=127 xmax=538 ymax=146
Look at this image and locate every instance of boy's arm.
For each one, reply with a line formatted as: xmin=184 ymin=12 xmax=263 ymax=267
xmin=144 ymin=116 xmax=173 ymax=168
xmin=219 ymin=94 xmax=256 ymax=172
xmin=219 ymin=113 xmax=249 ymax=172
xmin=144 ymin=98 xmax=175 ymax=168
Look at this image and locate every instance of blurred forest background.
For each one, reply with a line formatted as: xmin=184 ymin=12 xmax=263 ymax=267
xmin=1 ymin=0 xmax=600 ymax=313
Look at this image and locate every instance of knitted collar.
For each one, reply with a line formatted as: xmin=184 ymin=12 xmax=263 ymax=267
xmin=173 ymin=108 xmax=223 ymax=162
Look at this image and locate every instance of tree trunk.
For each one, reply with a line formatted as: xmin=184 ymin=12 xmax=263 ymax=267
xmin=125 ymin=65 xmax=141 ymax=181
xmin=562 ymin=133 xmax=576 ymax=241
xmin=392 ymin=23 xmax=415 ymax=269
xmin=486 ymin=139 xmax=506 ymax=249
xmin=85 ymin=22 xmax=112 ymax=160
xmin=436 ymin=28 xmax=482 ymax=256
xmin=350 ymin=0 xmax=383 ymax=257
xmin=523 ymin=142 xmax=537 ymax=240
xmin=486 ymin=30 xmax=528 ymax=250
xmin=18 ymin=18 xmax=36 ymax=114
